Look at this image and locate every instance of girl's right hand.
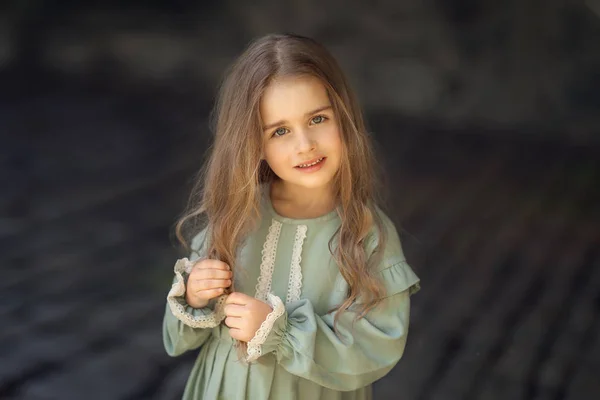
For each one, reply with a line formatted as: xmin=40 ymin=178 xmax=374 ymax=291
xmin=185 ymin=259 xmax=232 ymax=308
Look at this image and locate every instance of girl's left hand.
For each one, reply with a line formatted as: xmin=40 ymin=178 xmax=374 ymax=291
xmin=224 ymin=292 xmax=273 ymax=342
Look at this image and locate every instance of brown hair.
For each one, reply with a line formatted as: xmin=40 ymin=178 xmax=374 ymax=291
xmin=175 ymin=33 xmax=387 ymax=348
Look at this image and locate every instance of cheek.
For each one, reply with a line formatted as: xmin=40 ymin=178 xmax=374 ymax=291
xmin=323 ymin=126 xmax=343 ymax=155
xmin=263 ymin=141 xmax=286 ymax=169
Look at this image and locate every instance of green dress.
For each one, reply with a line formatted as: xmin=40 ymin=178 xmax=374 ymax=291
xmin=162 ymin=190 xmax=420 ymax=400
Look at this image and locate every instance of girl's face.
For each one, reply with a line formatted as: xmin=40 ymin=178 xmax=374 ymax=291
xmin=260 ymin=75 xmax=342 ymax=193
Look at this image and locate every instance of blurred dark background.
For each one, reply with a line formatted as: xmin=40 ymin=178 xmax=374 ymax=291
xmin=2 ymin=1 xmax=599 ymax=399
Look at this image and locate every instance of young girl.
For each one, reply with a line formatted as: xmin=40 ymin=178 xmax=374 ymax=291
xmin=162 ymin=33 xmax=420 ymax=399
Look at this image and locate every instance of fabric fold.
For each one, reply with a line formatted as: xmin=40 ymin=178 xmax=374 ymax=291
xmin=379 ymin=260 xmax=421 ymax=298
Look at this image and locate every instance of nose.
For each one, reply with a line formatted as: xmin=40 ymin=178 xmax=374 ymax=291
xmin=295 ymin=129 xmax=316 ymax=153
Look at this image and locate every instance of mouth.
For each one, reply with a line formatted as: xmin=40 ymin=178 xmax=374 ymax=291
xmin=295 ymin=157 xmax=325 ymax=168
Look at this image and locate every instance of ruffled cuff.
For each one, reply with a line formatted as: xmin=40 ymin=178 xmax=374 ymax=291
xmin=380 ymin=260 xmax=421 ymax=297
xmin=167 ymin=258 xmax=227 ymax=328
xmin=245 ymin=293 xmax=286 ymax=363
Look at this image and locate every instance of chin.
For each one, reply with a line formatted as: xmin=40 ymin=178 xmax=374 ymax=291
xmin=293 ymin=177 xmax=335 ymax=190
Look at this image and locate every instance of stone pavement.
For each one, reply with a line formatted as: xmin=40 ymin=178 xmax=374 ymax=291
xmin=2 ymin=79 xmax=599 ymax=399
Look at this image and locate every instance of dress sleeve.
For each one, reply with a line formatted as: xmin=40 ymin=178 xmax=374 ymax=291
xmin=162 ymin=230 xmax=227 ymax=357
xmin=243 ymin=212 xmax=421 ymax=391
xmin=248 ymin=261 xmax=419 ymax=390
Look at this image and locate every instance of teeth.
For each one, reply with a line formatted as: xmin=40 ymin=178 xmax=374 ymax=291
xmin=298 ymin=157 xmax=323 ymax=168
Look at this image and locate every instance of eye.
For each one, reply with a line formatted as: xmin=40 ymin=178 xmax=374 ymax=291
xmin=310 ymin=115 xmax=327 ymax=125
xmin=272 ymin=127 xmax=289 ymax=137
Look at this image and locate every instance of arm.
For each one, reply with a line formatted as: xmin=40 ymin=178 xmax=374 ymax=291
xmin=163 ymin=307 xmax=212 ymax=357
xmin=162 ymin=258 xmax=227 ymax=356
xmin=247 ymin=260 xmax=420 ymax=391
xmin=162 ymin=230 xmax=227 ymax=357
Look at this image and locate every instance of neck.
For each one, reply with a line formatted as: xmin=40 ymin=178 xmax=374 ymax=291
xmin=270 ymin=179 xmax=337 ymax=219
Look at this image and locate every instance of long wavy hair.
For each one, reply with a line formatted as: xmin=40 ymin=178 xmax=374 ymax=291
xmin=175 ymin=33 xmax=387 ymax=336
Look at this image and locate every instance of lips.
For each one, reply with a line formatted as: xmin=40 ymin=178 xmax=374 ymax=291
xmin=296 ymin=157 xmax=325 ymax=168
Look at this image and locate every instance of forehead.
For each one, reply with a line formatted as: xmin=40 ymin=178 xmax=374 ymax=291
xmin=260 ymin=75 xmax=330 ymax=123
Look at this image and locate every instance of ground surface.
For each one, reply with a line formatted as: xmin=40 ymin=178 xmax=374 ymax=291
xmin=2 ymin=79 xmax=599 ymax=399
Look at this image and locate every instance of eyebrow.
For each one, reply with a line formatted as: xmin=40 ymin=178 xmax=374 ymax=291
xmin=262 ymin=105 xmax=333 ymax=131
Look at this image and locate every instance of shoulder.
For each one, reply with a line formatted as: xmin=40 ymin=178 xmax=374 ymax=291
xmin=367 ymin=207 xmax=421 ymax=296
xmin=365 ymin=207 xmax=406 ymax=270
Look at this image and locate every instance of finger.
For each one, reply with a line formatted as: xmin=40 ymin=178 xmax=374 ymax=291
xmin=196 ymin=269 xmax=232 ymax=280
xmin=193 ymin=288 xmax=225 ymax=300
xmin=189 ymin=268 xmax=232 ymax=283
xmin=195 ymin=279 xmax=232 ymax=291
xmin=224 ymin=304 xmax=246 ymax=317
xmin=224 ymin=292 xmax=251 ymax=305
xmin=194 ymin=259 xmax=230 ymax=271
xmin=224 ymin=316 xmax=241 ymax=329
xmin=228 ymin=328 xmax=245 ymax=342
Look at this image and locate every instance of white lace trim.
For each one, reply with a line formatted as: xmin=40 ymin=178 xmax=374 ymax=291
xmin=245 ymin=293 xmax=285 ymax=362
xmin=167 ymin=258 xmax=226 ymax=328
xmin=286 ymin=225 xmax=307 ymax=303
xmin=254 ymin=220 xmax=282 ymax=302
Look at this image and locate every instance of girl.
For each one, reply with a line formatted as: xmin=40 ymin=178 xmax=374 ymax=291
xmin=163 ymin=33 xmax=420 ymax=400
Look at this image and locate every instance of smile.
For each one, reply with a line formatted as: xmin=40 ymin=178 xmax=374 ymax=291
xmin=296 ymin=157 xmax=325 ymax=168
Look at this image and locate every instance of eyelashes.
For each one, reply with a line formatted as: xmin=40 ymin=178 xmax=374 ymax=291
xmin=271 ymin=115 xmax=329 ymax=138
